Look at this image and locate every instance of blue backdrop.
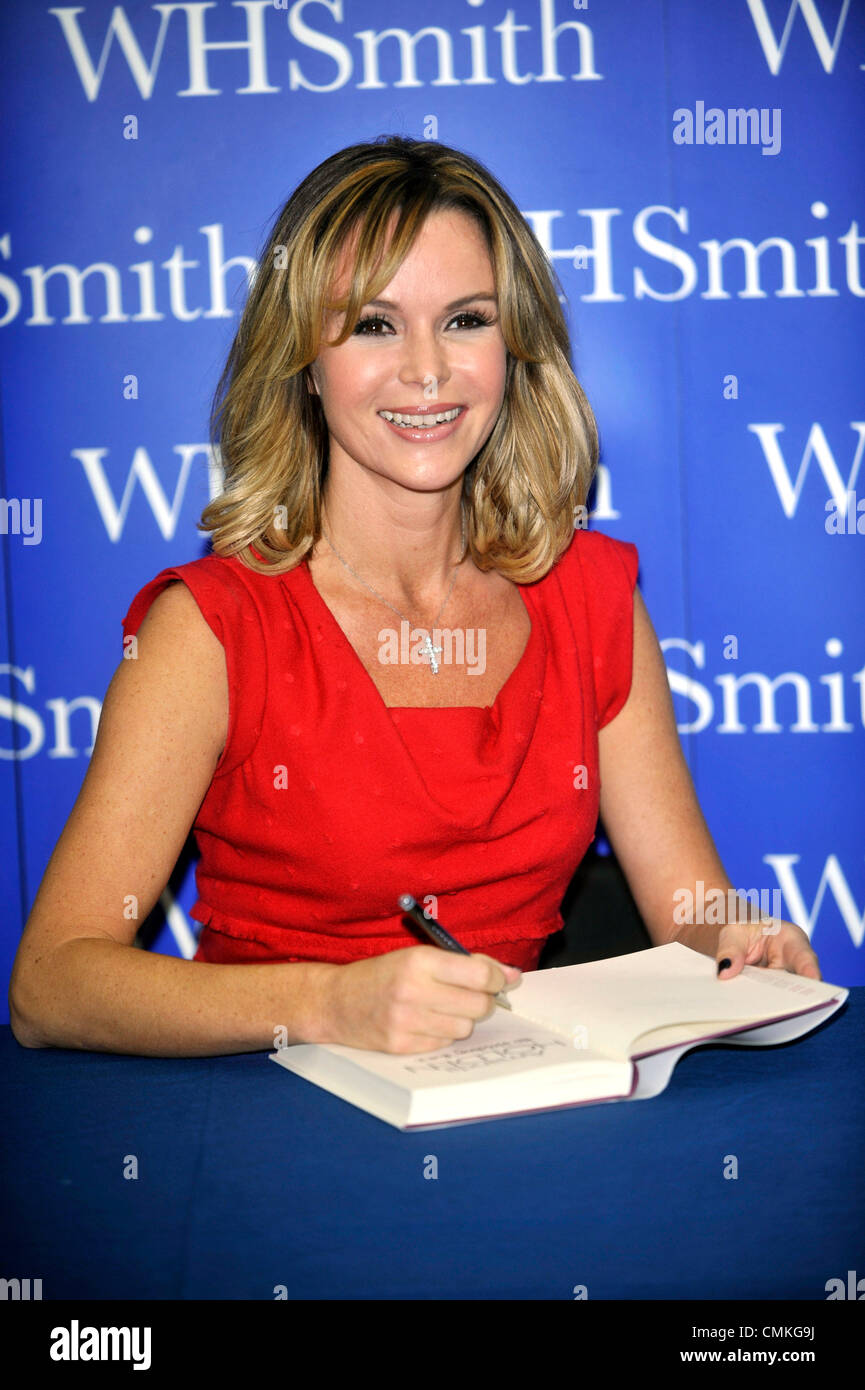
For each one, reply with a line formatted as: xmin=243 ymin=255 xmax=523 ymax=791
xmin=1 ymin=0 xmax=863 ymax=1017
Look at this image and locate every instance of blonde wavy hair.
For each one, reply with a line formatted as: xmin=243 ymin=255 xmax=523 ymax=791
xmin=199 ymin=134 xmax=598 ymax=583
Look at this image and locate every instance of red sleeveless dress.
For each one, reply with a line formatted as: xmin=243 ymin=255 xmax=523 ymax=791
xmin=121 ymin=527 xmax=638 ymax=971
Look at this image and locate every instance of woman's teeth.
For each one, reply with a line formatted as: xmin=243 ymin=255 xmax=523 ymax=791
xmin=379 ymin=408 xmax=462 ymax=428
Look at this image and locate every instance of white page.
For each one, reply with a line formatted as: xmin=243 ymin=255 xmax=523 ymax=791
xmin=507 ymin=942 xmax=845 ymax=1059
xmin=293 ymin=1006 xmax=615 ymax=1092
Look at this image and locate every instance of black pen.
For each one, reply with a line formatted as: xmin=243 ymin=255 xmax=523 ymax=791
xmin=397 ymin=893 xmax=513 ymax=1011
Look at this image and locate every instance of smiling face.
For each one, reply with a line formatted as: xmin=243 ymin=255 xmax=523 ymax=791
xmin=307 ymin=207 xmax=508 ymax=501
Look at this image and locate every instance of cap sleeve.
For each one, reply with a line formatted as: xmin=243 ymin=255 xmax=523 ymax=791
xmin=120 ymin=557 xmax=267 ymax=776
xmin=570 ymin=529 xmax=640 ymax=729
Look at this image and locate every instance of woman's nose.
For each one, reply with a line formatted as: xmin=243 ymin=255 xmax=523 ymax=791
xmin=396 ymin=330 xmax=450 ymax=393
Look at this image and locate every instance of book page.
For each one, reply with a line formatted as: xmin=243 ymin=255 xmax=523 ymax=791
xmin=507 ymin=942 xmax=845 ymax=1059
xmin=302 ymin=1007 xmax=615 ymax=1091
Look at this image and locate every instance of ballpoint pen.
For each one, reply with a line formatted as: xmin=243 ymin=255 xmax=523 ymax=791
xmin=397 ymin=892 xmax=513 ymax=1010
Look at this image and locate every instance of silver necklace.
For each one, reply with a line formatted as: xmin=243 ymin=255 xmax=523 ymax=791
xmin=320 ymin=510 xmax=466 ymax=675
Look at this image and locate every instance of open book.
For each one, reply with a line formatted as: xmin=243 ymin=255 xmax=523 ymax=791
xmin=268 ymin=942 xmax=847 ymax=1130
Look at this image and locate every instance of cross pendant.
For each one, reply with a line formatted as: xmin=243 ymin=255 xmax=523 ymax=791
xmin=419 ymin=633 xmax=443 ymax=675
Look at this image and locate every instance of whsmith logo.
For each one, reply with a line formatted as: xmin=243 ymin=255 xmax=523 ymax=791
xmin=1 ymin=200 xmax=864 ymax=329
xmin=47 ymin=0 xmax=864 ymax=100
xmin=0 ymin=421 xmax=853 ymax=543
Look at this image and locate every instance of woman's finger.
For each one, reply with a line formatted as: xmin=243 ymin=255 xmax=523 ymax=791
xmin=715 ymin=924 xmax=758 ymax=978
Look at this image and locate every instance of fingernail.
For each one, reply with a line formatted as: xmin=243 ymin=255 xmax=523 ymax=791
xmin=717 ymin=957 xmax=732 ymax=976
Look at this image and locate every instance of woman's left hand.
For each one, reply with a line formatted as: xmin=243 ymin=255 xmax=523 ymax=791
xmin=716 ymin=918 xmax=821 ymax=981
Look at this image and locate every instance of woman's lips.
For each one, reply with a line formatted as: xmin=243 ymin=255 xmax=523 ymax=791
xmin=378 ymin=406 xmax=467 ymax=442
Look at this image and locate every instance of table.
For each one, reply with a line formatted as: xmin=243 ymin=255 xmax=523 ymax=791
xmin=1 ymin=992 xmax=863 ymax=1300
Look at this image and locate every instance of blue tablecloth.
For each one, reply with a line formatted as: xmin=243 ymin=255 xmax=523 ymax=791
xmin=2 ymin=993 xmax=863 ymax=1300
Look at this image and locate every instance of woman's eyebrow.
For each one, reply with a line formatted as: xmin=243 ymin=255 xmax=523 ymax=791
xmin=362 ymin=292 xmax=498 ymax=311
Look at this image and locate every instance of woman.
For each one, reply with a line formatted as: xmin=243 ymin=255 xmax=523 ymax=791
xmin=9 ymin=136 xmax=820 ymax=1058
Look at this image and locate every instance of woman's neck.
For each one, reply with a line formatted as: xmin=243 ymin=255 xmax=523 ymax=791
xmin=316 ymin=477 xmax=468 ymax=609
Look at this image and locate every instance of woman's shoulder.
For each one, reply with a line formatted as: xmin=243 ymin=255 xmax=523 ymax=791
xmin=122 ymin=550 xmax=306 ymax=637
xmin=153 ymin=549 xmax=300 ymax=594
xmin=529 ymin=526 xmax=640 ymax=655
xmin=543 ymin=528 xmax=641 ymax=726
xmin=541 ymin=525 xmax=640 ymax=594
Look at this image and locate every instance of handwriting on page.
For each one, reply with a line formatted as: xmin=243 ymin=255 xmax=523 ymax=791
xmin=741 ymin=967 xmax=824 ymax=997
xmin=402 ymin=1036 xmax=570 ymax=1074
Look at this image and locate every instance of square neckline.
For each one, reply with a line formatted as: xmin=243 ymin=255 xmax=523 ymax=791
xmin=297 ymin=557 xmax=537 ymax=713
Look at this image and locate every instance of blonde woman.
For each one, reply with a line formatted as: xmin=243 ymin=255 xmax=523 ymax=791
xmin=9 ymin=136 xmax=819 ymax=1058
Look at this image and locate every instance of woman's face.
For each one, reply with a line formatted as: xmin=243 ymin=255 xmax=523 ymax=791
xmin=308 ymin=207 xmax=508 ymax=500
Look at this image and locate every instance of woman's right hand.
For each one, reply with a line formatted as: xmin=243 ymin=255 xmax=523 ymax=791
xmin=319 ymin=946 xmax=523 ymax=1053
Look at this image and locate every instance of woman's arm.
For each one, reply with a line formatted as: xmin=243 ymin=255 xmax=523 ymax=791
xmin=596 ymin=587 xmax=820 ymax=980
xmin=9 ymin=582 xmax=515 ymax=1056
xmin=8 ymin=582 xmax=337 ymax=1056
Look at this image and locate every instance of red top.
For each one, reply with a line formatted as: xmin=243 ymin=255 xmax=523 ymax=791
xmin=121 ymin=527 xmax=638 ymax=971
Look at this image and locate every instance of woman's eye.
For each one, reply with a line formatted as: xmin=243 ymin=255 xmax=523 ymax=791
xmin=451 ymin=311 xmax=496 ymax=328
xmin=352 ymin=310 xmax=495 ymax=336
xmin=353 ymin=315 xmax=392 ymax=335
